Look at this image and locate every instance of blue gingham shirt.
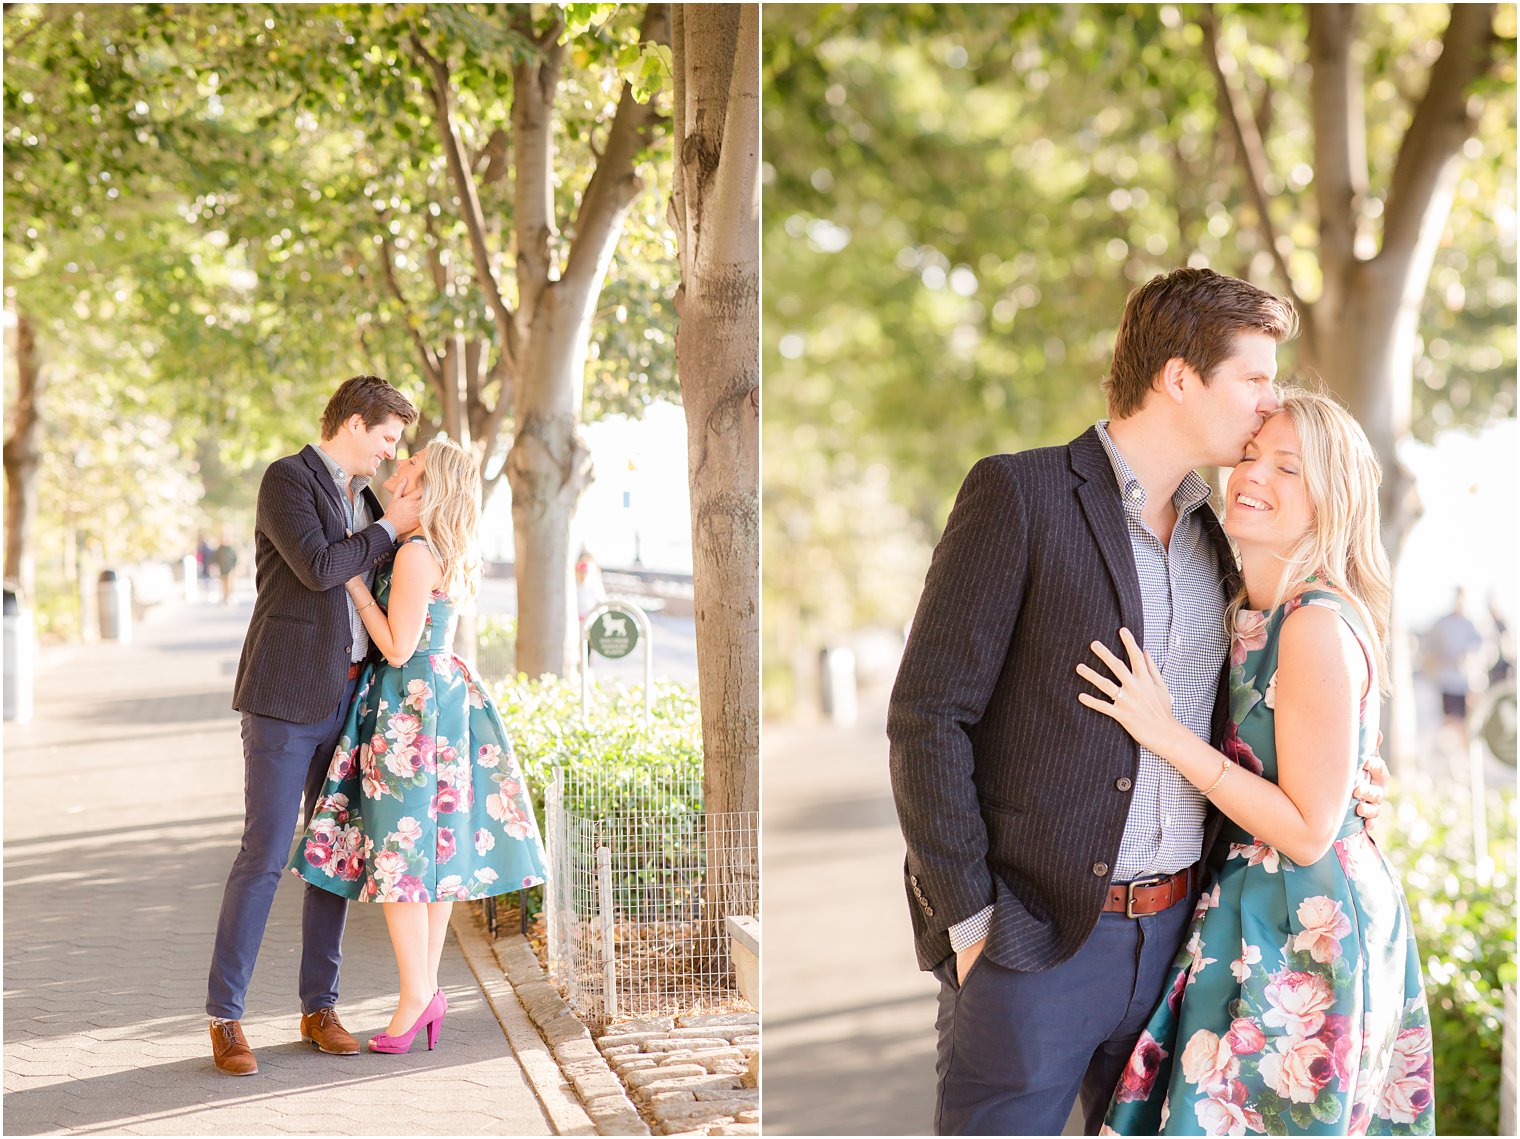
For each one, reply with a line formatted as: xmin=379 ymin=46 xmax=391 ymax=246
xmin=313 ymin=445 xmax=396 ymax=664
xmin=949 ymin=422 xmax=1229 ymax=951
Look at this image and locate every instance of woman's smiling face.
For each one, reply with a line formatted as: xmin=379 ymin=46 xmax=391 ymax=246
xmin=383 ymin=447 xmax=426 ymax=498
xmin=1222 ymin=413 xmax=1314 ymax=550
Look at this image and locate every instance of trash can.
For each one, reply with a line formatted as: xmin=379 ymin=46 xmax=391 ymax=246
xmin=98 ymin=569 xmax=133 ymax=643
xmin=4 ymin=588 xmax=34 ymax=723
xmin=181 ymin=553 xmax=199 ymax=602
xmin=819 ymin=644 xmax=858 ymax=727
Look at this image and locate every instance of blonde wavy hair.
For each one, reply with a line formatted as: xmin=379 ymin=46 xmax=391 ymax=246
xmin=1224 ymin=387 xmax=1393 ymax=691
xmin=413 ymin=436 xmax=483 ymax=604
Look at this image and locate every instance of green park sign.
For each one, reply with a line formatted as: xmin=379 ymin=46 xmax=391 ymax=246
xmin=588 ymin=606 xmax=640 ymax=660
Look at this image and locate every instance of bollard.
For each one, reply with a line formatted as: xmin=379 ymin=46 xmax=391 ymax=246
xmin=819 ymin=644 xmax=859 ymax=727
xmin=97 ymin=569 xmax=133 ymax=643
xmin=3 ymin=588 xmax=34 ymax=723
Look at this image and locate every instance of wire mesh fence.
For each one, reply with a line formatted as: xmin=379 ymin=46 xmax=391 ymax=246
xmin=543 ymin=763 xmax=758 ymax=1028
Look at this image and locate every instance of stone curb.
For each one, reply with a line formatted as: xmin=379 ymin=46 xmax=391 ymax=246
xmin=450 ymin=908 xmax=604 ymax=1136
xmin=470 ymin=910 xmax=652 ymax=1137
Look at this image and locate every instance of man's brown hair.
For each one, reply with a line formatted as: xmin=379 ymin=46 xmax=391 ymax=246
xmin=319 ymin=375 xmax=419 ymax=439
xmin=1103 ymin=268 xmax=1298 ymax=418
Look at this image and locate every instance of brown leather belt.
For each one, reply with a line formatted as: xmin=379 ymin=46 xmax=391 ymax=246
xmin=1103 ymin=865 xmax=1196 ymax=918
xmin=347 ymin=661 xmax=362 ymax=680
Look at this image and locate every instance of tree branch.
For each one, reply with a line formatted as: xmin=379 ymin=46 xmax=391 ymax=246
xmin=1199 ymin=6 xmax=1302 ymax=309
xmin=410 ymin=30 xmax=518 ymax=366
xmin=561 ymin=3 xmax=672 ymax=295
xmin=377 ymin=228 xmax=443 ymax=391
xmin=509 ymin=13 xmax=565 ymax=342
xmin=1309 ymin=5 xmax=1367 ymax=297
xmin=1380 ymin=3 xmax=1497 ymax=260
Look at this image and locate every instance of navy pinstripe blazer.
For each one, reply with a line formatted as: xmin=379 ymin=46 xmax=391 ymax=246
xmin=887 ymin=426 xmax=1238 ymax=974
xmin=231 ymin=445 xmax=397 ymax=724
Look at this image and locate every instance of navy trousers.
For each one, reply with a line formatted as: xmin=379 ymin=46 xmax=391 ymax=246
xmin=933 ymin=892 xmax=1195 ymax=1136
xmin=205 ymin=677 xmax=358 ymax=1020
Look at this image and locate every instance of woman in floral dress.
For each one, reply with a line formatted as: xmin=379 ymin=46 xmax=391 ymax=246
xmin=1077 ymin=391 xmax=1432 ymax=1135
xmin=291 ymin=436 xmax=546 ymax=1052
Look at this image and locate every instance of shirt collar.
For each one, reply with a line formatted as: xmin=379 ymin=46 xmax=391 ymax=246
xmin=1093 ymin=420 xmax=1212 ymax=517
xmin=313 ymin=444 xmax=372 ymax=495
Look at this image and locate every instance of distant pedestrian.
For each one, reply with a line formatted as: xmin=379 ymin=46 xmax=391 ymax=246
xmin=576 ymin=547 xmax=607 ymax=621
xmin=1428 ymin=587 xmax=1487 ymax=748
xmin=213 ymin=543 xmax=238 ymax=606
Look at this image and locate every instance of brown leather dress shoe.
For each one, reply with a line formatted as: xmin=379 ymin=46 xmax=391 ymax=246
xmin=300 ymin=1006 xmax=360 ymax=1055
xmin=209 ymin=1019 xmax=258 ymax=1076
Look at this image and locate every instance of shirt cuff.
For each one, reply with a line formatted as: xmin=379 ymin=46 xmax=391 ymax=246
xmin=948 ymin=905 xmax=993 ymax=952
xmin=376 ymin=520 xmax=398 ymax=542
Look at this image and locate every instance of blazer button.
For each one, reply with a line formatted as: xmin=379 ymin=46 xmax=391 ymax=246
xmin=1092 ymin=861 xmax=1110 ymax=877
xmin=924 ymin=907 xmax=935 ymax=917
xmin=909 ymin=875 xmax=919 ymax=886
xmin=1115 ymin=777 xmax=1133 ymax=792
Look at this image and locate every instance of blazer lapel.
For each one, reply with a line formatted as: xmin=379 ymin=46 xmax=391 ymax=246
xmin=300 ymin=445 xmax=348 ymax=527
xmin=1069 ymin=427 xmax=1145 ymax=642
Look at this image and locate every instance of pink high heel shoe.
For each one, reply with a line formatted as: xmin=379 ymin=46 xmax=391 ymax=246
xmin=368 ymin=989 xmax=447 ymax=1054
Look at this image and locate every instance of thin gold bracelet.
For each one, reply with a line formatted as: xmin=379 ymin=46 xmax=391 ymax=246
xmin=1202 ymin=756 xmax=1232 ymax=797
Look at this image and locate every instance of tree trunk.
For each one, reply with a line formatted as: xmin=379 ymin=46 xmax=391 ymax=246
xmin=671 ymin=4 xmax=760 ymax=988
xmin=506 ymin=285 xmax=596 ymax=678
xmin=671 ymin=1 xmax=760 ymax=975
xmin=672 ymin=3 xmax=760 ymax=819
xmin=3 ymin=311 xmax=45 ymax=601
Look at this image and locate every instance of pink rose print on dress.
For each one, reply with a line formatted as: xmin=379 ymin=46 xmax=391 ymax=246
xmin=1334 ymin=830 xmax=1381 ymax=883
xmin=1227 ymin=840 xmax=1280 ymax=874
xmin=413 ymin=735 xmax=437 ymax=775
xmin=389 ymin=874 xmax=430 ymax=902
xmin=1230 ymin=940 xmax=1261 ymax=984
xmin=435 ymin=874 xmax=467 ymax=900
xmin=1231 ymin=609 xmax=1269 ymax=666
xmin=1262 ymin=968 xmax=1335 ymax=1036
xmin=391 ymin=816 xmax=424 ymax=850
xmin=362 ymin=769 xmax=389 ymax=801
xmin=303 ymin=838 xmax=333 ymax=872
xmin=1193 ymin=1078 xmax=1265 ymax=1136
xmin=1224 ymin=1017 xmax=1265 ymax=1055
xmin=1180 ymin=1030 xmax=1238 ymax=1093
xmin=1376 ymin=1022 xmax=1435 ymax=1123
xmin=1314 ymin=1013 xmax=1359 ymax=1093
xmin=1166 ymin=963 xmax=1188 ymax=1014
xmin=386 ymin=712 xmax=421 ymax=743
xmin=473 ymin=867 xmax=499 ymax=887
xmin=1115 ymin=1031 xmax=1168 ymax=1102
xmin=372 ymin=848 xmax=409 ymax=884
xmin=437 ymin=826 xmax=457 ymax=864
xmin=402 ymin=679 xmax=432 ymax=711
xmin=1219 ymin=723 xmax=1265 ymax=776
xmin=477 ymin=743 xmax=503 ymax=768
xmin=1292 ymin=896 xmax=1353 ymax=963
xmin=1258 ymin=1034 xmax=1334 ymax=1104
xmin=475 ymin=828 xmax=496 ymax=856
xmin=430 ymin=785 xmax=462 ymax=819
xmin=1263 ymin=670 xmax=1278 ymax=709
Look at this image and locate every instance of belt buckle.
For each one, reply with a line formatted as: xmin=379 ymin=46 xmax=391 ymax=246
xmin=1125 ymin=873 xmax=1165 ymax=919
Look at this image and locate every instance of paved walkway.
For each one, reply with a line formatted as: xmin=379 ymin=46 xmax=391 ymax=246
xmin=761 ymin=684 xmax=1081 ymax=1137
xmin=4 ymin=597 xmax=555 ymax=1135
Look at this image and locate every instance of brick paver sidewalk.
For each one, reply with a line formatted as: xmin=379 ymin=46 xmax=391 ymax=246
xmin=3 ymin=597 xmax=557 ymax=1135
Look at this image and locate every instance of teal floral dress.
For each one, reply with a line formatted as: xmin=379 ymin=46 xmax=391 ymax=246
xmin=1104 ymin=589 xmax=1433 ymax=1136
xmin=290 ymin=538 xmax=547 ymax=903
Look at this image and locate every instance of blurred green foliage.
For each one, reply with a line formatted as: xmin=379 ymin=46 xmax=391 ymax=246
xmin=761 ymin=4 xmax=1516 ymax=712
xmin=4 ymin=3 xmax=678 ymax=611
xmin=1387 ymin=780 xmax=1516 ymax=1137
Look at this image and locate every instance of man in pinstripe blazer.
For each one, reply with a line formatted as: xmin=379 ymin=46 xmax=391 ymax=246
xmin=888 ymin=269 xmax=1385 ymax=1134
xmin=206 ymin=375 xmax=420 ymax=1076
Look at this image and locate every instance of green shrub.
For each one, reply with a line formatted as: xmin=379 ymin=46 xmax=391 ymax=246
xmin=1386 ymin=778 xmax=1516 ymax=1137
xmin=489 ymin=674 xmax=704 ymax=916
